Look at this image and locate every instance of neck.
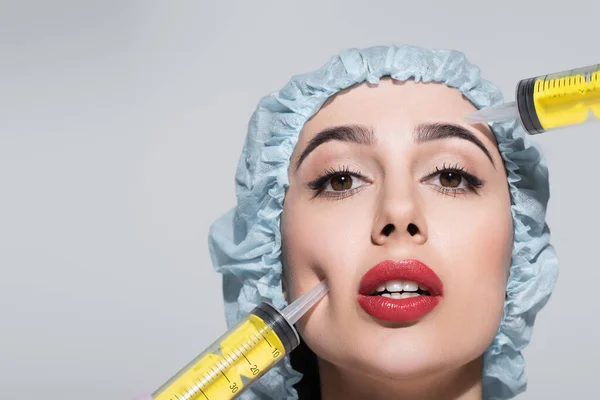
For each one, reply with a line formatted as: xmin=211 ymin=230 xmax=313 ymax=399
xmin=318 ymin=356 xmax=483 ymax=400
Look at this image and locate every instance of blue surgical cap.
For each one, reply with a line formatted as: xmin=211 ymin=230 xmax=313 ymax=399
xmin=208 ymin=45 xmax=559 ymax=399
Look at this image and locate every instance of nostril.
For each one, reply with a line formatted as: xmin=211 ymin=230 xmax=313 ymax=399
xmin=407 ymin=223 xmax=419 ymax=236
xmin=381 ymin=224 xmax=395 ymax=236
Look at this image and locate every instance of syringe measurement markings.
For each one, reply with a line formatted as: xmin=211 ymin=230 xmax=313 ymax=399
xmin=207 ymin=357 xmax=231 ymax=383
xmin=200 ymin=338 xmax=260 ymax=384
xmin=177 ymin=371 xmax=213 ymax=400
xmin=250 ymin=333 xmax=265 ymax=353
xmin=235 ymin=327 xmax=272 ymax=366
xmin=189 ymin=382 xmax=209 ymax=400
xmin=253 ymin=331 xmax=265 ymax=345
xmin=182 ymin=382 xmax=207 ymax=400
xmin=198 ymin=388 xmax=209 ymax=400
xmin=235 ymin=347 xmax=250 ymax=364
xmin=241 ymin=344 xmax=252 ymax=364
xmin=245 ymin=336 xmax=257 ymax=346
xmin=259 ymin=331 xmax=272 ymax=347
xmin=198 ymin=386 xmax=209 ymax=400
xmin=220 ymin=370 xmax=230 ymax=382
xmin=208 ymin=364 xmax=224 ymax=386
xmin=182 ymin=379 xmax=199 ymax=400
xmin=179 ymin=376 xmax=210 ymax=400
xmin=251 ymin=330 xmax=272 ymax=353
xmin=172 ymin=324 xmax=280 ymax=400
xmin=236 ymin=347 xmax=251 ymax=365
xmin=224 ymin=352 xmax=236 ymax=367
xmin=198 ymin=333 xmax=264 ymax=393
xmin=240 ymin=338 xmax=260 ymax=363
xmin=183 ymin=384 xmax=195 ymax=400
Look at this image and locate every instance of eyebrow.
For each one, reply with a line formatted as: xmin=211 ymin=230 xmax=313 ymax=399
xmin=414 ymin=122 xmax=495 ymax=167
xmin=294 ymin=122 xmax=495 ymax=171
xmin=294 ymin=124 xmax=375 ymax=171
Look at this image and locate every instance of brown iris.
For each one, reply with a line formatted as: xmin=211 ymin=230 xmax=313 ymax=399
xmin=439 ymin=171 xmax=461 ymax=188
xmin=331 ymin=174 xmax=353 ymax=191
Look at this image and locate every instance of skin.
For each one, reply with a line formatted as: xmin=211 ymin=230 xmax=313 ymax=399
xmin=280 ymin=78 xmax=514 ymax=400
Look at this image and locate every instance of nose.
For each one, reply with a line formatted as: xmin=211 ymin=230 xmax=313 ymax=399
xmin=371 ymin=186 xmax=428 ymax=246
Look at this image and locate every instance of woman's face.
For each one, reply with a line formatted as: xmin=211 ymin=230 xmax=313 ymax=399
xmin=281 ymin=78 xmax=513 ymax=380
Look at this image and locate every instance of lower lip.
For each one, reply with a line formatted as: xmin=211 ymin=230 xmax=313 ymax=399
xmin=357 ymin=295 xmax=440 ymax=322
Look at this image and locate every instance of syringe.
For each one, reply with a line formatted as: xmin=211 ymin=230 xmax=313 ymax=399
xmin=465 ymin=63 xmax=600 ymax=134
xmin=150 ymin=280 xmax=328 ymax=400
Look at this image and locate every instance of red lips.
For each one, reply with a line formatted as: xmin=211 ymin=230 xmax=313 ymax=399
xmin=357 ymin=259 xmax=444 ymax=323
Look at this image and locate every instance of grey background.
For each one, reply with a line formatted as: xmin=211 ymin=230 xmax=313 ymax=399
xmin=1 ymin=1 xmax=598 ymax=398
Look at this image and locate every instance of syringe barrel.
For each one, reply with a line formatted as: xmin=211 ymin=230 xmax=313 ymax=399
xmin=151 ymin=302 xmax=299 ymax=400
xmin=516 ymin=63 xmax=600 ymax=134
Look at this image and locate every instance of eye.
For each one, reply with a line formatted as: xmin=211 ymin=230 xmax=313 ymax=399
xmin=421 ymin=164 xmax=484 ymax=196
xmin=325 ymin=173 xmax=367 ymax=192
xmin=307 ymin=166 xmax=371 ymax=199
xmin=438 ymin=171 xmax=463 ymax=188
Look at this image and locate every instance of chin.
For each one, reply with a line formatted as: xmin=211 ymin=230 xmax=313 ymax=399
xmin=319 ymin=324 xmax=480 ymax=382
xmin=353 ymin=341 xmax=451 ymax=380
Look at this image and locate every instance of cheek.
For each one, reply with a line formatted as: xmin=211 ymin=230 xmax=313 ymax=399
xmin=444 ymin=206 xmax=513 ymax=272
xmin=428 ymin=191 xmax=513 ymax=338
xmin=456 ymin=207 xmax=512 ymax=310
xmin=430 ymin=185 xmax=513 ymax=278
xmin=280 ymin=190 xmax=371 ymax=309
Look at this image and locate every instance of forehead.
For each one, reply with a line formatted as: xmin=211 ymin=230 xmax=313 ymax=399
xmin=299 ymin=78 xmax=496 ymax=145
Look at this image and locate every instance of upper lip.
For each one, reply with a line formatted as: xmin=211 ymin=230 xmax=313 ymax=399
xmin=358 ymin=259 xmax=444 ymax=296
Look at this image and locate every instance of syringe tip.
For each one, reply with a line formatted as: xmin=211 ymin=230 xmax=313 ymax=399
xmin=464 ymin=101 xmax=519 ymax=125
xmin=281 ymin=279 xmax=329 ymax=325
xmin=463 ymin=113 xmax=489 ymax=124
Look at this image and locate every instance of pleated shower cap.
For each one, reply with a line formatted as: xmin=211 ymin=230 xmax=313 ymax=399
xmin=208 ymin=45 xmax=559 ymax=399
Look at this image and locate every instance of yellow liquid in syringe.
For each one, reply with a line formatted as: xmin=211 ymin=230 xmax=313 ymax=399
xmin=533 ymin=69 xmax=600 ymax=130
xmin=153 ymin=314 xmax=287 ymax=400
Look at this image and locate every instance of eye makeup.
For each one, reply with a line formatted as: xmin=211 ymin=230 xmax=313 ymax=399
xmin=419 ymin=162 xmax=484 ymax=197
xmin=306 ymin=161 xmax=485 ymax=201
xmin=306 ymin=165 xmax=371 ymax=200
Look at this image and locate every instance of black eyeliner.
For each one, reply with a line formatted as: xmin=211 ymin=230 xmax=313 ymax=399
xmin=420 ymin=162 xmax=485 ymax=194
xmin=307 ymin=166 xmax=366 ymax=197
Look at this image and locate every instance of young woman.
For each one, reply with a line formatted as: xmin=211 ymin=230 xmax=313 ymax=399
xmin=208 ymin=45 xmax=558 ymax=400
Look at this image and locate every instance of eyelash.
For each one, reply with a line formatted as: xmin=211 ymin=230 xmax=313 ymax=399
xmin=307 ymin=163 xmax=484 ymax=200
xmin=307 ymin=166 xmax=369 ymax=200
xmin=420 ymin=162 xmax=484 ymax=197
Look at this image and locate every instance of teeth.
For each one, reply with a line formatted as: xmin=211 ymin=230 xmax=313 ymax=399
xmin=382 ymin=280 xmax=420 ymax=293
xmin=385 ymin=280 xmax=404 ymax=292
xmin=373 ymin=280 xmax=429 ymax=296
xmin=388 ymin=292 xmax=420 ymax=299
